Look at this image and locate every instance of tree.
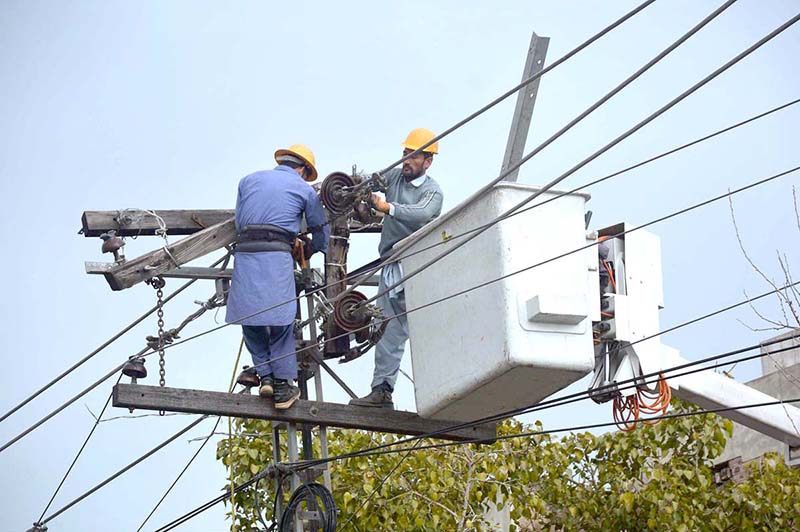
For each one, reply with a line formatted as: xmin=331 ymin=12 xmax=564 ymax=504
xmin=217 ymin=400 xmax=800 ymax=531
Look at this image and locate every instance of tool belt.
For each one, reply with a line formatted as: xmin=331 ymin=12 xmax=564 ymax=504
xmin=236 ymin=224 xmax=295 ymax=253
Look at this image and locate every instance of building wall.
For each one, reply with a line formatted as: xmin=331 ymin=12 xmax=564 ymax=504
xmin=716 ymin=330 xmax=800 ymax=466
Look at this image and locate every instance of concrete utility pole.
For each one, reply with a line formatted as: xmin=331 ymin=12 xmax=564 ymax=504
xmin=501 ymin=31 xmax=549 ymax=182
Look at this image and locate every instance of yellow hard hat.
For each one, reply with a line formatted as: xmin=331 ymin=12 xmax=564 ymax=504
xmin=401 ymin=127 xmax=439 ymax=154
xmin=274 ymin=144 xmax=318 ymax=182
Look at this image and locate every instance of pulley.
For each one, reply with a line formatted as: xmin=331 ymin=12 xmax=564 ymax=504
xmin=319 ymin=172 xmax=355 ymax=215
xmin=333 ymin=291 xmax=370 ymax=332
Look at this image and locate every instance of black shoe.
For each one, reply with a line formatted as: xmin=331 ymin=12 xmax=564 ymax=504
xmin=349 ymin=385 xmax=394 ymax=409
xmin=273 ymin=379 xmax=301 ymax=409
xmin=259 ymin=375 xmax=274 ymax=397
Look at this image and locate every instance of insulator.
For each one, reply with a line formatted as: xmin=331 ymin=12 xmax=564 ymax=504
xmin=122 ymin=357 xmax=147 ymax=379
xmin=236 ymin=366 xmax=260 ymax=387
xmin=320 ymin=172 xmax=355 ymax=215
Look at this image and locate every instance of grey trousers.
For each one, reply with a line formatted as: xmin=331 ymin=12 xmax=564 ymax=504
xmin=371 ymin=274 xmax=409 ymax=390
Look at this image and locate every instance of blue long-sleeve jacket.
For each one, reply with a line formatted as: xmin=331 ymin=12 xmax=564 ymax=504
xmin=226 ymin=165 xmax=330 ymax=326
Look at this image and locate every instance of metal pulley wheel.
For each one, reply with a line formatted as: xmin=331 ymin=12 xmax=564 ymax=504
xmin=319 ymin=171 xmax=355 ymax=215
xmin=333 ymin=291 xmax=370 ymax=331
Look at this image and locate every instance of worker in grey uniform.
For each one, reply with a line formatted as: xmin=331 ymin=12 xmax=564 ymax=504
xmin=350 ymin=128 xmax=444 ymax=409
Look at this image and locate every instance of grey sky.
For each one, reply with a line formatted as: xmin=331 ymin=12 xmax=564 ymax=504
xmin=1 ymin=1 xmax=798 ymax=530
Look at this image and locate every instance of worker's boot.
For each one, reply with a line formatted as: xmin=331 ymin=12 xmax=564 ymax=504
xmin=348 ymin=383 xmax=394 ymax=409
xmin=273 ymin=379 xmax=301 ymax=409
xmin=258 ymin=375 xmax=274 ymax=397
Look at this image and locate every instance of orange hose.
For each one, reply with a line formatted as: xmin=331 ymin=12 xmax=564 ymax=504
xmin=602 ymin=259 xmax=618 ymax=293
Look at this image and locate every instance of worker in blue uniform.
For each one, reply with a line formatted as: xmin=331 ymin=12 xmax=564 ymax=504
xmin=226 ymin=144 xmax=329 ymax=409
xmin=350 ymin=128 xmax=444 ymax=409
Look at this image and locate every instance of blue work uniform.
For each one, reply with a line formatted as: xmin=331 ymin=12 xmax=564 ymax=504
xmin=226 ymin=165 xmax=329 ymax=379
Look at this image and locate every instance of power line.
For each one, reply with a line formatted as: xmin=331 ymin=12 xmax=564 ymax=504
xmin=387 ymin=96 xmax=800 ymax=266
xmin=36 ymin=416 xmax=210 ymax=527
xmin=0 ymin=363 xmax=125 ymax=454
xmin=136 ymin=417 xmax=223 ymax=532
xmin=0 ymin=253 xmax=228 ymax=425
xmin=0 ymin=257 xmax=232 ymax=454
xmin=152 ymin=393 xmax=800 ymax=532
xmin=374 ymin=0 xmax=659 ymax=175
xmin=207 ymin=164 xmax=800 ymax=378
xmin=57 ymin=3 xmax=656 ymax=367
xmin=103 ymin=96 xmax=800 ymax=369
xmin=292 ymin=326 xmax=800 ymax=469
xmin=11 ymin=159 xmax=788 ymax=457
xmin=360 ymin=9 xmax=800 ymax=307
xmin=331 ymin=397 xmax=800 ymax=462
xmin=37 ymin=375 xmax=122 ymax=522
xmin=136 ymin=341 xmax=244 ymax=532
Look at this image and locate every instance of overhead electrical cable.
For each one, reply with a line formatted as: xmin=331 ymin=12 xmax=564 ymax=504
xmin=35 ymin=416 xmax=210 ymax=528
xmin=319 ymin=397 xmax=800 ymax=461
xmin=115 ymin=21 xmax=800 ymax=361
xmin=180 ymin=334 xmax=800 ymax=457
xmin=0 ymin=253 xmax=228 ymax=425
xmin=151 ymin=394 xmax=800 ymax=532
xmin=120 ymin=96 xmax=800 ymax=358
xmin=373 ymin=0 xmax=659 ymax=174
xmin=205 ymin=165 xmax=800 ymax=378
xmin=286 ymin=311 xmax=800 ymax=469
xmin=136 ymin=340 xmax=245 ymax=532
xmin=384 ymin=97 xmax=800 ymax=265
xmin=37 ymin=375 xmax=122 ymax=522
xmin=358 ymin=9 xmax=800 ymax=307
xmin=7 ymin=159 xmax=790 ymax=457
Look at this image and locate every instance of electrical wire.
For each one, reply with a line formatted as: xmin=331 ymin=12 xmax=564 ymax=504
xmin=202 ymin=164 xmax=800 ymax=379
xmin=359 ymin=10 xmax=800 ymax=307
xmin=337 ymin=440 xmax=422 ymax=531
xmin=385 ymin=97 xmax=800 ymax=267
xmin=0 ymin=255 xmax=234 ymax=454
xmin=288 ymin=330 xmax=800 ymax=470
xmin=135 ymin=340 xmax=244 ymax=532
xmin=314 ymin=397 xmax=800 ymax=462
xmin=38 ymin=416 xmax=210 ymax=526
xmin=52 ymin=3 xmax=662 ymax=367
xmin=373 ymin=0 xmax=659 ymax=175
xmin=152 ymin=393 xmax=800 ymax=532
xmin=148 ymin=335 xmax=800 ymax=530
xmin=119 ymin=24 xmax=800 ymax=360
xmin=35 ymin=375 xmax=123 ymax=524
xmin=11 ymin=159 xmax=787 ymax=458
xmin=0 ymin=267 xmax=210 ymax=425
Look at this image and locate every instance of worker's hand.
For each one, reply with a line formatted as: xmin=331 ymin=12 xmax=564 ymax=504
xmin=369 ymin=193 xmax=391 ymax=214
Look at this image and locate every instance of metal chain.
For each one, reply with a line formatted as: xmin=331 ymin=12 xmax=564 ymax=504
xmin=147 ymin=276 xmax=167 ymax=416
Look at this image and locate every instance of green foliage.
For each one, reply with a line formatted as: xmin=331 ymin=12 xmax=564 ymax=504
xmin=217 ymin=400 xmax=800 ymax=531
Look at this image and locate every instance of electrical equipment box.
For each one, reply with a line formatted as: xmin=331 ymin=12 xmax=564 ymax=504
xmin=398 ymin=183 xmax=595 ymax=421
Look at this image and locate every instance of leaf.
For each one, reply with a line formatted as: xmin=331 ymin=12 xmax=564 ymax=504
xmin=620 ymin=492 xmax=635 ymax=513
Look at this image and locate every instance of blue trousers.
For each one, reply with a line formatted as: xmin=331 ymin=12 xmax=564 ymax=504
xmin=241 ymin=324 xmax=297 ymax=380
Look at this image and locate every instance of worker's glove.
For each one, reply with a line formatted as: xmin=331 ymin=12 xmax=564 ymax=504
xmin=368 ymin=193 xmax=391 ymax=214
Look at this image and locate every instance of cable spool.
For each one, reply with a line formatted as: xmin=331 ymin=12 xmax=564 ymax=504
xmin=279 ymin=482 xmax=337 ymax=532
xmin=320 ymin=172 xmax=355 ymax=215
xmin=333 ymin=291 xmax=369 ymax=331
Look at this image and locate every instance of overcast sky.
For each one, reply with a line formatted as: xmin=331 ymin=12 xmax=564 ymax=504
xmin=1 ymin=1 xmax=799 ymax=530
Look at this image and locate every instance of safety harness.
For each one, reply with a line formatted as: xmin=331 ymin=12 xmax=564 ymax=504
xmin=235 ymin=224 xmax=296 ymax=253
